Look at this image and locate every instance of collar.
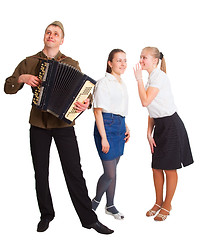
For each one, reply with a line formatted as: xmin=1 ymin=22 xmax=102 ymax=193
xmin=149 ymin=68 xmax=160 ymax=79
xmin=28 ymin=51 xmax=67 ymax=62
xmin=105 ymin=72 xmax=122 ymax=82
xmin=41 ymin=50 xmax=64 ymax=60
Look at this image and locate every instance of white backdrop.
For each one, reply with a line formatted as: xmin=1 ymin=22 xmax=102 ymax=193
xmin=0 ymin=0 xmax=201 ymax=239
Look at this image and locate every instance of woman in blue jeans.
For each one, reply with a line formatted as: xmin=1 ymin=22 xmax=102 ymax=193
xmin=92 ymin=49 xmax=130 ymax=220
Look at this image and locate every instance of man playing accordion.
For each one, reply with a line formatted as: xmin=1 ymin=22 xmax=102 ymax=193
xmin=4 ymin=21 xmax=113 ymax=235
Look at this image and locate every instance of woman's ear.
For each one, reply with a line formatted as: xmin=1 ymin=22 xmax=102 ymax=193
xmin=153 ymin=57 xmax=158 ymax=66
xmin=108 ymin=60 xmax=112 ymax=69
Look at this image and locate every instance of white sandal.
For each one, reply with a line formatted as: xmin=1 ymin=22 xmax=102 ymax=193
xmin=146 ymin=204 xmax=161 ymax=217
xmin=154 ymin=207 xmax=171 ymax=221
xmin=105 ymin=205 xmax=124 ymax=220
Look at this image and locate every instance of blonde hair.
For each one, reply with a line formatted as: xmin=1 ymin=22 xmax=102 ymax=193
xmin=143 ymin=47 xmax=166 ymax=73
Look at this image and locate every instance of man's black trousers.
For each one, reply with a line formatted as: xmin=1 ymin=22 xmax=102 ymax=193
xmin=30 ymin=125 xmax=97 ymax=226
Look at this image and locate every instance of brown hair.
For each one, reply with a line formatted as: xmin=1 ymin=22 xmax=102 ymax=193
xmin=143 ymin=47 xmax=166 ymax=73
xmin=106 ymin=49 xmax=126 ymax=73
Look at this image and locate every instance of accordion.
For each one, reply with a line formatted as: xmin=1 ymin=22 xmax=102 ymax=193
xmin=32 ymin=59 xmax=96 ymax=124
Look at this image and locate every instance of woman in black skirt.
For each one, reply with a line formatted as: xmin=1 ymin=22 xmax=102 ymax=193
xmin=133 ymin=47 xmax=193 ymax=221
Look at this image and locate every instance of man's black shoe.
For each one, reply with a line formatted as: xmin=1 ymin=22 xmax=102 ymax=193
xmin=37 ymin=219 xmax=51 ymax=232
xmin=84 ymin=221 xmax=114 ymax=234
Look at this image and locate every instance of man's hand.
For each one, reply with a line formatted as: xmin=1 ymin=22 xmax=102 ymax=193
xmin=74 ymin=98 xmax=90 ymax=113
xmin=18 ymin=74 xmax=41 ymax=87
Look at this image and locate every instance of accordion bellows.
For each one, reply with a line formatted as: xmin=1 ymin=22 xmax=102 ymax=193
xmin=32 ymin=60 xmax=96 ymax=124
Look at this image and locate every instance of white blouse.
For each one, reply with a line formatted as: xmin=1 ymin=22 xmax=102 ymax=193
xmin=93 ymin=72 xmax=128 ymax=117
xmin=145 ymin=68 xmax=177 ymax=118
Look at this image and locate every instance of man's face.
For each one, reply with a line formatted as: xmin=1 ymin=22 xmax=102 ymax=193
xmin=43 ymin=25 xmax=64 ymax=49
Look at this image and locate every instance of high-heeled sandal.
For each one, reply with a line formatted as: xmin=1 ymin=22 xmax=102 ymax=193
xmin=154 ymin=207 xmax=171 ymax=221
xmin=105 ymin=205 xmax=124 ymax=220
xmin=146 ymin=203 xmax=161 ymax=217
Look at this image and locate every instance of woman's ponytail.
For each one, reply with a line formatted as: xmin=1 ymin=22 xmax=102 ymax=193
xmin=160 ymin=54 xmax=166 ymax=73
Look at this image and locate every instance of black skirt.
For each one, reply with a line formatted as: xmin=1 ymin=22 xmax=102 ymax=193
xmin=152 ymin=112 xmax=193 ymax=170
